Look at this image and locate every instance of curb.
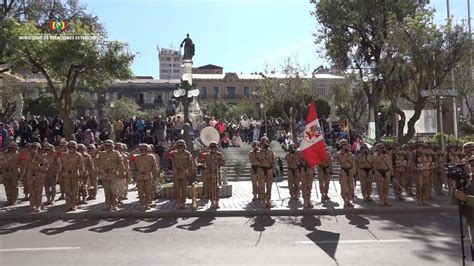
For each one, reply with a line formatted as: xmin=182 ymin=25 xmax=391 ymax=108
xmin=0 ymin=205 xmax=457 ymax=221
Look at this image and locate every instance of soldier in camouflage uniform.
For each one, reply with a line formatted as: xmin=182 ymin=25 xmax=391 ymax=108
xmin=355 ymin=143 xmax=374 ymax=202
xmin=86 ymin=144 xmax=99 ymax=200
xmin=373 ymin=143 xmax=393 ymax=206
xmin=201 ymin=141 xmax=225 ymax=209
xmin=77 ymin=144 xmax=95 ymax=205
xmin=56 ymin=140 xmax=68 ymax=201
xmin=336 ymin=139 xmax=355 ymax=207
xmin=298 ymin=153 xmax=314 ymax=208
xmin=403 ymin=144 xmax=416 ymax=196
xmin=147 ymin=144 xmax=161 ymax=200
xmin=248 ymin=141 xmax=260 ymax=201
xmin=257 ymin=137 xmax=276 ymax=209
xmin=18 ymin=143 xmax=30 ymax=201
xmin=285 ymin=144 xmax=300 ymax=201
xmin=43 ymin=143 xmax=61 ymax=205
xmin=23 ymin=142 xmax=48 ymax=212
xmin=97 ymin=140 xmax=125 ymax=211
xmin=415 ymin=143 xmax=431 ymax=205
xmin=171 ymin=140 xmax=194 ymax=209
xmin=431 ymin=145 xmax=446 ymax=196
xmin=3 ymin=142 xmax=21 ymax=205
xmin=115 ymin=143 xmax=130 ymax=203
xmin=133 ymin=144 xmax=158 ymax=210
xmin=61 ymin=141 xmax=85 ymax=211
xmin=318 ymin=150 xmax=333 ymax=201
xmin=392 ymin=143 xmax=408 ymax=201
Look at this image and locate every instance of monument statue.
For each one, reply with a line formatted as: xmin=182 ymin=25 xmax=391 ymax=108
xmin=180 ymin=34 xmax=195 ymax=60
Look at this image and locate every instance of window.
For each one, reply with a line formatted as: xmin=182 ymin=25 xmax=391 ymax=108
xmin=227 ymin=87 xmax=236 ymax=98
xmin=318 ymin=84 xmax=326 ymax=96
xmin=173 ymin=69 xmax=181 ymax=73
xmin=161 ymin=69 xmax=171 ymax=73
xmin=255 ymin=87 xmax=261 ymax=98
xmin=244 ymin=87 xmax=250 ymax=98
xmin=201 ymin=87 xmax=207 ymax=98
xmin=213 ymin=87 xmax=219 ymax=98
xmin=164 ymin=57 xmax=171 ymax=61
xmin=105 ymin=92 xmax=110 ymax=101
xmin=154 ymin=92 xmax=163 ymax=104
xmin=137 ymin=93 xmax=144 ymax=104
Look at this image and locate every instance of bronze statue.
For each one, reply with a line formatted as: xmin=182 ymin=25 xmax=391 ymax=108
xmin=180 ymin=34 xmax=195 ymax=60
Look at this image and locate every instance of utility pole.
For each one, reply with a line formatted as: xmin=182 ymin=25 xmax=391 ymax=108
xmin=447 ymin=0 xmax=459 ymax=138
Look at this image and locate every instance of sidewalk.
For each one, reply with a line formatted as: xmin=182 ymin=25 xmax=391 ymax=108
xmin=0 ymin=180 xmax=456 ymax=220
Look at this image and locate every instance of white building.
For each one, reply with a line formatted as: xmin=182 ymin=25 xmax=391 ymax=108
xmin=158 ymin=47 xmax=182 ymax=79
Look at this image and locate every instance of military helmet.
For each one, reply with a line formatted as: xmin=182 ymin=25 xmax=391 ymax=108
xmin=77 ymin=144 xmax=86 ymax=151
xmin=59 ymin=139 xmax=68 ymax=146
xmin=393 ymin=142 xmax=401 ymax=147
xmin=103 ymin=140 xmax=115 ymax=147
xmin=43 ymin=143 xmax=54 ymax=151
xmin=209 ymin=141 xmax=218 ymax=148
xmin=339 ymin=139 xmax=348 ymax=145
xmin=30 ymin=142 xmax=41 ymax=149
xmin=87 ymin=144 xmax=96 ymax=150
xmin=7 ymin=142 xmax=19 ymax=149
xmin=139 ymin=143 xmax=148 ymax=150
xmin=463 ymin=142 xmax=474 ymax=151
xmin=252 ymin=141 xmax=259 ymax=147
xmin=260 ymin=136 xmax=269 ymax=143
xmin=67 ymin=141 xmax=78 ymax=148
xmin=176 ymin=140 xmax=185 ymax=146
xmin=375 ymin=143 xmax=385 ymax=149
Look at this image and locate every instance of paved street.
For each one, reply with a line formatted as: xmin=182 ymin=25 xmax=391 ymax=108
xmin=0 ymin=213 xmax=467 ymax=265
xmin=0 ymin=179 xmax=456 ymax=220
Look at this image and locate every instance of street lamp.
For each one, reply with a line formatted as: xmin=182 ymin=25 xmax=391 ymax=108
xmin=357 ymin=65 xmax=383 ymax=142
xmin=260 ymin=102 xmax=267 ymax=136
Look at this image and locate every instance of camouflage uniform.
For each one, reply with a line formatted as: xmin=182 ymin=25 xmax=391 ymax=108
xmin=56 ymin=140 xmax=68 ymax=200
xmin=202 ymin=142 xmax=225 ymax=208
xmin=61 ymin=141 xmax=85 ymax=211
xmin=298 ymin=154 xmax=314 ymax=208
xmin=404 ymin=145 xmax=416 ymax=196
xmin=171 ymin=140 xmax=194 ymax=209
xmin=355 ymin=144 xmax=374 ymax=201
xmin=336 ymin=140 xmax=355 ymax=207
xmin=197 ymin=147 xmax=210 ymax=198
xmin=431 ymin=146 xmax=445 ymax=195
xmin=415 ymin=143 xmax=431 ymax=205
xmin=18 ymin=144 xmax=30 ymax=201
xmin=24 ymin=142 xmax=48 ymax=212
xmin=115 ymin=143 xmax=130 ymax=202
xmin=97 ymin=140 xmax=125 ymax=210
xmin=248 ymin=142 xmax=260 ymax=201
xmin=285 ymin=144 xmax=300 ymax=200
xmin=392 ymin=144 xmax=408 ymax=201
xmin=133 ymin=144 xmax=158 ymax=210
xmin=3 ymin=143 xmax=21 ymax=205
xmin=373 ymin=143 xmax=393 ymax=206
xmin=318 ymin=151 xmax=333 ymax=201
xmin=43 ymin=144 xmax=61 ymax=205
xmin=148 ymin=144 xmax=161 ymax=200
xmin=77 ymin=144 xmax=95 ymax=204
xmin=86 ymin=144 xmax=99 ymax=200
xmin=257 ymin=137 xmax=275 ymax=208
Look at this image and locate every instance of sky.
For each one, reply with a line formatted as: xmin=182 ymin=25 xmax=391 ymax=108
xmin=81 ymin=0 xmax=472 ymax=78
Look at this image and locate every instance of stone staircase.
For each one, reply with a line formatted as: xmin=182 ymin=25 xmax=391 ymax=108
xmin=221 ymin=142 xmax=342 ymax=181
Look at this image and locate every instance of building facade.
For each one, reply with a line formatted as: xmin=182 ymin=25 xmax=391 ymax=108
xmin=158 ymin=48 xmax=182 ymax=79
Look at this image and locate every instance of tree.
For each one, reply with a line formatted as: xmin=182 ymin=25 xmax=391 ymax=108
xmin=312 ymin=0 xmax=424 ymax=142
xmin=104 ymin=98 xmax=145 ymax=121
xmin=380 ymin=11 xmax=470 ymax=144
xmin=453 ymin=39 xmax=474 ymax=124
xmin=204 ymin=101 xmax=229 ymax=118
xmin=7 ymin=0 xmax=134 ymax=139
xmin=23 ymin=94 xmax=56 ymax=117
xmin=333 ymin=83 xmax=368 ymax=131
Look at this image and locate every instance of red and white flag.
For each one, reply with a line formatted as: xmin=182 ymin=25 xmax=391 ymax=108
xmin=298 ymin=99 xmax=327 ymax=167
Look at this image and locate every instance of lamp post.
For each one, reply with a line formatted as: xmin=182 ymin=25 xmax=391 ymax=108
xmin=260 ymin=102 xmax=267 ymax=136
xmin=358 ymin=65 xmax=383 ymax=142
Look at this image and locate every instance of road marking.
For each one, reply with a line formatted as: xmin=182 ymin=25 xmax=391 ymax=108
xmin=295 ymin=238 xmax=456 ymax=245
xmin=0 ymin=247 xmax=80 ymax=252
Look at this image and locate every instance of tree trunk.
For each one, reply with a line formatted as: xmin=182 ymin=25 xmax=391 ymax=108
xmin=399 ymin=98 xmax=426 ymax=144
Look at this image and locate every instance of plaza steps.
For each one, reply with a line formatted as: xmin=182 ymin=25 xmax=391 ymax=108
xmin=221 ymin=142 xmax=342 ymax=181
